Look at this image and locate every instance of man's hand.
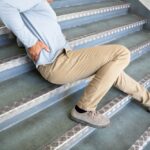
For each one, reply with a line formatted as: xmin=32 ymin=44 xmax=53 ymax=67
xmin=47 ymin=0 xmax=53 ymax=3
xmin=28 ymin=41 xmax=50 ymax=61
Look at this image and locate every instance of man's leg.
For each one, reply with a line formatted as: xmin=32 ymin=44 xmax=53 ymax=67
xmin=114 ymin=72 xmax=150 ymax=107
xmin=76 ymin=46 xmax=130 ymax=111
xmin=38 ymin=44 xmax=130 ymax=127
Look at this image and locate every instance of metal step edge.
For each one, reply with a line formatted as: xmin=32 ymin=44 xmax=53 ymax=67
xmin=57 ymin=3 xmax=130 ymax=22
xmin=69 ymin=19 xmax=146 ymax=48
xmin=44 ymin=74 xmax=150 ymax=150
xmin=0 ymin=3 xmax=130 ymax=36
xmin=0 ymin=42 xmax=149 ymax=132
xmin=128 ymin=127 xmax=150 ymax=150
xmin=0 ymin=20 xmax=146 ymax=74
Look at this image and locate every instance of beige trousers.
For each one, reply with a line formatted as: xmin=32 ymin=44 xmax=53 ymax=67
xmin=38 ymin=44 xmax=150 ymax=111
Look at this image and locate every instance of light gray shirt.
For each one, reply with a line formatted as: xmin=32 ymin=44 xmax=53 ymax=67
xmin=0 ymin=0 xmax=70 ymax=67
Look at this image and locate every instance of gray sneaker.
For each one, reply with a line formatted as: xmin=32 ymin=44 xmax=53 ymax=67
xmin=71 ymin=108 xmax=110 ymax=128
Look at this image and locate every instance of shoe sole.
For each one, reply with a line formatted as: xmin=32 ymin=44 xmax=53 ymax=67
xmin=70 ymin=114 xmax=110 ymax=128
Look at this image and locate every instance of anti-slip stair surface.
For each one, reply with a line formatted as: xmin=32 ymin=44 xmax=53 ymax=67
xmin=0 ymin=51 xmax=149 ymax=150
xmin=109 ymin=30 xmax=150 ymax=48
xmin=63 ymin=14 xmax=144 ymax=40
xmin=0 ymin=43 xmax=25 ymax=60
xmin=0 ymin=70 xmax=58 ymax=110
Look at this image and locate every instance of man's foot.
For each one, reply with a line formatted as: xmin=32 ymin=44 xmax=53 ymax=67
xmin=71 ymin=108 xmax=110 ymax=128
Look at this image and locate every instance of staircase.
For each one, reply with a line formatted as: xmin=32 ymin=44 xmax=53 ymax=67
xmin=0 ymin=0 xmax=150 ymax=150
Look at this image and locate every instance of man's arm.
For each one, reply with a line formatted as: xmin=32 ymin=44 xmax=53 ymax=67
xmin=0 ymin=2 xmax=38 ymax=48
xmin=0 ymin=1 xmax=49 ymax=61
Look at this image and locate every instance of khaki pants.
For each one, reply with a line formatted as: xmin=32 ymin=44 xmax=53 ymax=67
xmin=38 ymin=44 xmax=150 ymax=111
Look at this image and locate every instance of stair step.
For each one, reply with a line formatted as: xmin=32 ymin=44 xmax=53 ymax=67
xmin=129 ymin=127 xmax=150 ymax=150
xmin=64 ymin=14 xmax=145 ymax=43
xmin=0 ymin=70 xmax=58 ymax=111
xmin=0 ymin=52 xmax=149 ymax=150
xmin=0 ymin=43 xmax=24 ymax=60
xmin=110 ymin=30 xmax=150 ymax=48
xmin=0 ymin=15 xmax=146 ymax=82
xmin=57 ymin=1 xmax=129 ymax=29
xmin=71 ymin=98 xmax=150 ymax=150
xmin=0 ymin=35 xmax=149 ymax=131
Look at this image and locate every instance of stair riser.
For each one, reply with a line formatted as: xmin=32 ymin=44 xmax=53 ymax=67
xmin=60 ymin=8 xmax=128 ymax=30
xmin=47 ymin=76 xmax=150 ymax=150
xmin=0 ymin=21 xmax=145 ymax=82
xmin=0 ymin=47 xmax=149 ymax=132
xmin=0 ymin=34 xmax=15 ymax=46
xmin=0 ymin=63 xmax=34 ymax=83
xmin=51 ymin=0 xmax=104 ymax=9
xmin=131 ymin=46 xmax=150 ymax=61
xmin=0 ymin=78 xmax=90 ymax=132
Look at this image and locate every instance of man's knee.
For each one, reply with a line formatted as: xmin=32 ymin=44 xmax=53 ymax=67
xmin=116 ymin=44 xmax=131 ymax=65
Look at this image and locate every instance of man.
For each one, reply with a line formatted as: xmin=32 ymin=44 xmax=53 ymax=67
xmin=0 ymin=0 xmax=149 ymax=128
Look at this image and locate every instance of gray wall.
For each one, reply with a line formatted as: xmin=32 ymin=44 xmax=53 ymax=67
xmin=123 ymin=0 xmax=150 ymax=29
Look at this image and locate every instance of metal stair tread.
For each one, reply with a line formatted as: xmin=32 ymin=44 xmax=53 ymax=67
xmin=0 ymin=70 xmax=58 ymax=110
xmin=109 ymin=30 xmax=150 ymax=48
xmin=0 ymin=52 xmax=149 ymax=150
xmin=63 ymin=14 xmax=145 ymax=41
xmin=0 ymin=43 xmax=24 ymax=60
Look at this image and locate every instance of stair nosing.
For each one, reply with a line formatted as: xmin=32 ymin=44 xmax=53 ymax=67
xmin=69 ymin=19 xmax=146 ymax=46
xmin=128 ymin=127 xmax=150 ymax=150
xmin=57 ymin=3 xmax=130 ymax=22
xmin=0 ymin=19 xmax=146 ymax=73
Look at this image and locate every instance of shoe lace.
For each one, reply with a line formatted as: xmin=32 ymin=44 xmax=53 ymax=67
xmin=88 ymin=111 xmax=99 ymax=119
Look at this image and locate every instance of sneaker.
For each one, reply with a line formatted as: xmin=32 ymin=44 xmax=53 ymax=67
xmin=71 ymin=108 xmax=110 ymax=128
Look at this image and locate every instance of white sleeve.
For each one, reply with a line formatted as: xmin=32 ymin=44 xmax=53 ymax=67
xmin=0 ymin=1 xmax=38 ymax=48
